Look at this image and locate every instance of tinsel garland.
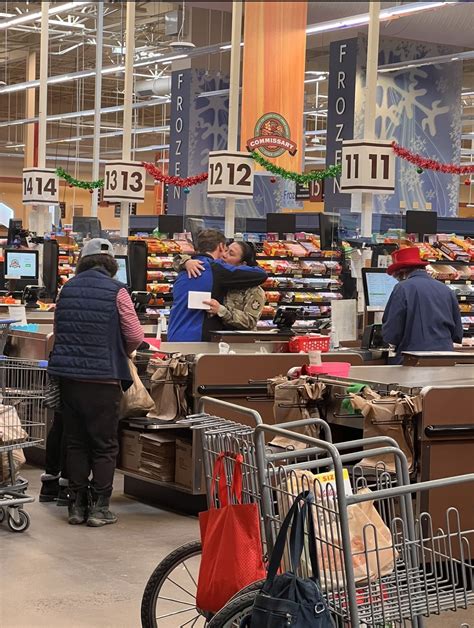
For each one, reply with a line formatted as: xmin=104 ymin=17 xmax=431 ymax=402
xmin=249 ymin=151 xmax=341 ymax=184
xmin=392 ymin=142 xmax=474 ymax=175
xmin=142 ymin=161 xmax=208 ymax=187
xmin=56 ymin=167 xmax=104 ymax=190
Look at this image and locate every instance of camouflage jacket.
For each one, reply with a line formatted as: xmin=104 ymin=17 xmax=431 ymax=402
xmin=173 ymin=254 xmax=266 ymax=330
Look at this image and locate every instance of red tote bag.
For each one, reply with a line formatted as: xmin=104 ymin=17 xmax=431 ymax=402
xmin=196 ymin=452 xmax=266 ymax=614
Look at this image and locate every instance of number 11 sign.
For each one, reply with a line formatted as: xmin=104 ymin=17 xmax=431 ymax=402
xmin=340 ymin=140 xmax=395 ymax=194
xmin=207 ymin=151 xmax=255 ymax=199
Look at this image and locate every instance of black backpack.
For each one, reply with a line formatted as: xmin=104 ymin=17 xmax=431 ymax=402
xmin=241 ymin=491 xmax=334 ymax=627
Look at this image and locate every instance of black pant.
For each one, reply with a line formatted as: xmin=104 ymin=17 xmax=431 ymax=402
xmin=61 ymin=379 xmax=122 ymax=497
xmin=45 ymin=411 xmax=68 ymax=478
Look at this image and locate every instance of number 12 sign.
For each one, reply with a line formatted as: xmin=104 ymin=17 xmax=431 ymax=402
xmin=207 ymin=151 xmax=255 ymax=199
xmin=103 ymin=161 xmax=146 ymax=203
xmin=340 ymin=140 xmax=395 ymax=194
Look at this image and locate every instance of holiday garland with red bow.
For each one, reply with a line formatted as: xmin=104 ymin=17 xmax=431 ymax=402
xmin=142 ymin=162 xmax=208 ymax=188
xmin=392 ymin=142 xmax=474 ymax=176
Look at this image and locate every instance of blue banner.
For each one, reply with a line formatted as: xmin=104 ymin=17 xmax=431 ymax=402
xmin=325 ymin=37 xmax=358 ymax=212
xmin=168 ymin=67 xmax=192 ymax=215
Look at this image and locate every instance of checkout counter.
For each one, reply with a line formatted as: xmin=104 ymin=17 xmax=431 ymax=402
xmin=6 ymin=321 xmax=473 ymax=523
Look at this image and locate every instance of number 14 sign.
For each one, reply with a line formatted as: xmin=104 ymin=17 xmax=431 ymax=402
xmin=340 ymin=140 xmax=395 ymax=194
xmin=207 ymin=151 xmax=255 ymax=199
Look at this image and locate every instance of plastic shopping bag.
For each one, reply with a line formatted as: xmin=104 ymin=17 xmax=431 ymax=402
xmin=119 ymin=359 xmax=154 ymax=419
xmin=196 ymin=452 xmax=266 ymax=614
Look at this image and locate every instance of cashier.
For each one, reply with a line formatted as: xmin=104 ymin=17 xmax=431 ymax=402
xmin=382 ymin=247 xmax=463 ymax=363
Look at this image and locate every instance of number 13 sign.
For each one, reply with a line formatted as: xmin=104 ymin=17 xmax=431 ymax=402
xmin=340 ymin=140 xmax=395 ymax=194
xmin=103 ymin=161 xmax=146 ymax=203
xmin=207 ymin=151 xmax=255 ymax=199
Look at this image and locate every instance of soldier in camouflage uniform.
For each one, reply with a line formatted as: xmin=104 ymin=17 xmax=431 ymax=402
xmin=174 ymin=241 xmax=266 ymax=330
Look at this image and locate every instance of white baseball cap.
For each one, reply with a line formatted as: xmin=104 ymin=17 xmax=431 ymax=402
xmin=81 ymin=238 xmax=115 ymax=258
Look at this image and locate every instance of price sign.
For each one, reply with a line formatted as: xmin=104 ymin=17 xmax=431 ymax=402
xmin=103 ymin=161 xmax=146 ymax=202
xmin=22 ymin=168 xmax=59 ymax=204
xmin=340 ymin=140 xmax=395 ymax=194
xmin=207 ymin=151 xmax=255 ymax=199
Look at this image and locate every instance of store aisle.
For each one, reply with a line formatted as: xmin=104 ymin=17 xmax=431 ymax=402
xmin=0 ymin=467 xmax=198 ymax=628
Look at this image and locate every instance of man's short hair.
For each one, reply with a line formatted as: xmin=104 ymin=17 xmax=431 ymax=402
xmin=196 ymin=229 xmax=226 ymax=254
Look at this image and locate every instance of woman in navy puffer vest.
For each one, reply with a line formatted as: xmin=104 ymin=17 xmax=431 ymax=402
xmin=48 ymin=238 xmax=144 ymax=527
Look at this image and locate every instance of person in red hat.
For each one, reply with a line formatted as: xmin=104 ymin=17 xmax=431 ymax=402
xmin=382 ymin=247 xmax=463 ymax=363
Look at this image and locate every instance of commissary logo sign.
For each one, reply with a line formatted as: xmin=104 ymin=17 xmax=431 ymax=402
xmin=246 ymin=112 xmax=297 ymax=158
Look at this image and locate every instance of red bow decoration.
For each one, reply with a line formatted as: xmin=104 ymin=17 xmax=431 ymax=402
xmin=142 ymin=162 xmax=208 ymax=188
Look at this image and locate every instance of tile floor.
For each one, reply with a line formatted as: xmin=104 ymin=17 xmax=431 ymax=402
xmin=0 ymin=467 xmax=472 ymax=627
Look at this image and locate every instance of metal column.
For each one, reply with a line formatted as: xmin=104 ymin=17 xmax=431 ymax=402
xmin=120 ymin=1 xmax=136 ymax=237
xmin=91 ymin=1 xmax=104 ymax=217
xmin=361 ymin=1 xmax=380 ymax=237
xmin=224 ymin=0 xmax=243 ymax=238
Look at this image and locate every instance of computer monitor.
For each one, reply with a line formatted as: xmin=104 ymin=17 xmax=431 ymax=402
xmin=266 ymin=213 xmax=296 ymax=237
xmin=4 ymin=249 xmax=39 ymax=281
xmin=115 ymin=255 xmax=130 ymax=286
xmin=186 ymin=217 xmax=205 ymax=248
xmin=405 ymin=210 xmax=437 ymax=240
xmin=158 ymin=214 xmax=184 ymax=236
xmin=7 ymin=219 xmax=23 ymax=246
xmin=319 ymin=212 xmax=340 ymax=250
xmin=362 ymin=268 xmax=398 ymax=311
xmin=72 ymin=216 xmax=102 ymax=238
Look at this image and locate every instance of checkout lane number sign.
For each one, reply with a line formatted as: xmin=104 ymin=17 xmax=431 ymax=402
xmin=103 ymin=161 xmax=146 ymax=203
xmin=340 ymin=140 xmax=395 ymax=194
xmin=22 ymin=168 xmax=59 ymax=205
xmin=207 ymin=151 xmax=255 ymax=199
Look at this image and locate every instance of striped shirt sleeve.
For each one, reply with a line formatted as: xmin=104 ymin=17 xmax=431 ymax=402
xmin=116 ymin=288 xmax=145 ymax=354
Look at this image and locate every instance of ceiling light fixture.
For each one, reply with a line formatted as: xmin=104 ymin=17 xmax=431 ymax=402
xmin=0 ymin=1 xmax=91 ymax=30
xmin=49 ymin=19 xmax=86 ymax=30
xmin=306 ymin=2 xmax=452 ymax=35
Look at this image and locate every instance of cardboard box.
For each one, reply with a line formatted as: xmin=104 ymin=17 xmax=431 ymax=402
xmin=120 ymin=430 xmax=142 ymax=472
xmin=175 ymin=438 xmax=193 ymax=490
xmin=138 ymin=432 xmax=175 ymax=482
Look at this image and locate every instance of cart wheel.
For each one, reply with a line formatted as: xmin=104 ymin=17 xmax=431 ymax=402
xmin=0 ymin=507 xmax=5 ymax=523
xmin=141 ymin=540 xmax=205 ymax=628
xmin=207 ymin=591 xmax=258 ymax=628
xmin=7 ymin=509 xmax=30 ymax=533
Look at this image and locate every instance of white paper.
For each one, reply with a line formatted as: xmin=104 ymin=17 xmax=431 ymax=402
xmin=188 ymin=291 xmax=211 ymax=310
xmin=331 ymin=299 xmax=357 ymax=342
xmin=8 ymin=305 xmax=27 ymax=326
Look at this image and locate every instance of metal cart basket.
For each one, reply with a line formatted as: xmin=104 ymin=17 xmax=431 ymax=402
xmin=141 ymin=398 xmax=474 ymax=628
xmin=0 ymin=356 xmax=48 ymax=532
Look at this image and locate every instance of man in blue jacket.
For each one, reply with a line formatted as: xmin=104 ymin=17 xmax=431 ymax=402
xmin=382 ymin=247 xmax=463 ymax=363
xmin=168 ymin=229 xmax=267 ymax=341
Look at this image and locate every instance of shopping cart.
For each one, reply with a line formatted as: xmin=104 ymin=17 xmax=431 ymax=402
xmin=140 ymin=398 xmax=474 ymax=628
xmin=0 ymin=356 xmax=48 ymax=532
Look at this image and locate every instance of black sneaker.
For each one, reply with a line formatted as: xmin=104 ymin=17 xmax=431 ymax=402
xmin=87 ymin=495 xmax=118 ymax=527
xmin=39 ymin=474 xmax=60 ymax=502
xmin=68 ymin=490 xmax=88 ymax=525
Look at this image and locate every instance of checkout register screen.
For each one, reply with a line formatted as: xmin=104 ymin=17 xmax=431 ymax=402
xmin=365 ymin=271 xmax=398 ymax=311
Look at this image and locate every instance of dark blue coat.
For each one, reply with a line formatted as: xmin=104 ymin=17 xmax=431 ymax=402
xmin=168 ymin=255 xmax=267 ymax=342
xmin=48 ymin=267 xmax=132 ymax=389
xmin=382 ymin=269 xmax=463 ymax=362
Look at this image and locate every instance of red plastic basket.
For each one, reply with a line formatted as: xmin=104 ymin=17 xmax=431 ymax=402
xmin=288 ymin=335 xmax=330 ymax=353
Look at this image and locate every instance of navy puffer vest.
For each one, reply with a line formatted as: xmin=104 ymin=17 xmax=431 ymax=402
xmin=48 ymin=267 xmax=132 ymax=389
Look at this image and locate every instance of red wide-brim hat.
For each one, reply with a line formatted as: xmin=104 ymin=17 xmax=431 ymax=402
xmin=387 ymin=247 xmax=428 ymax=275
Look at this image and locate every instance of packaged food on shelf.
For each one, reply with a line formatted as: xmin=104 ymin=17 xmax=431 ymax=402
xmin=283 ymin=242 xmax=308 ymax=257
xmin=413 ymin=242 xmax=442 ymax=261
xmin=300 ymin=260 xmax=327 ymax=275
xmin=426 ymin=264 xmax=458 ymax=280
xmin=451 ymin=236 xmax=474 ymax=261
xmin=438 ymin=240 xmax=471 ymax=262
xmin=324 ymin=261 xmax=342 ymax=274
xmin=456 ymin=266 xmax=473 ymax=280
xmin=265 ymin=291 xmax=281 ymax=303
xmin=262 ymin=241 xmax=288 ymax=256
xmin=147 ymin=256 xmax=174 ymax=269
